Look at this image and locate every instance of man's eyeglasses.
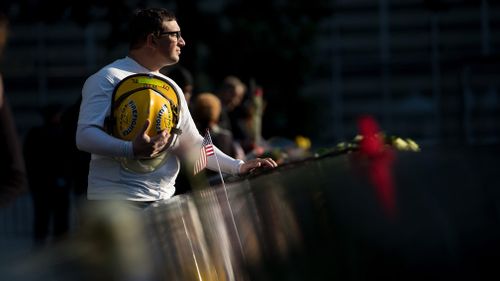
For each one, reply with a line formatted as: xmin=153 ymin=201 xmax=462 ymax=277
xmin=158 ymin=31 xmax=182 ymax=40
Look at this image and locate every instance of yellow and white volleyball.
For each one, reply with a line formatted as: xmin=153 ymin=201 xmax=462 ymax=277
xmin=111 ymin=74 xmax=182 ymax=173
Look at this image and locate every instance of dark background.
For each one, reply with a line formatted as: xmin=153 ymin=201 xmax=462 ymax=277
xmin=1 ymin=0 xmax=330 ymax=142
xmin=1 ymin=1 xmax=500 ymax=279
xmin=1 ymin=0 xmax=498 ymax=147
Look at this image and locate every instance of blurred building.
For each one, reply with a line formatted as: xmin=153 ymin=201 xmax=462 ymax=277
xmin=303 ymin=0 xmax=500 ymax=146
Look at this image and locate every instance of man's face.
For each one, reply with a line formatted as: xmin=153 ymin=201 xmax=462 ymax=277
xmin=157 ymin=20 xmax=185 ymax=66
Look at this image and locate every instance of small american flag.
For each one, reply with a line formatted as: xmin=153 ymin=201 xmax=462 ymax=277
xmin=193 ymin=130 xmax=215 ymax=175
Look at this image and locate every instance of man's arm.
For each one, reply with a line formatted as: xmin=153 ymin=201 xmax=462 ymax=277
xmin=76 ymin=123 xmax=134 ymax=158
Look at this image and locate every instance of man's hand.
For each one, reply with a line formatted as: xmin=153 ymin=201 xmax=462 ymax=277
xmin=132 ymin=120 xmax=171 ymax=158
xmin=239 ymin=157 xmax=278 ymax=174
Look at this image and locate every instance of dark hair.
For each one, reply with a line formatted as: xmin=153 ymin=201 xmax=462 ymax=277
xmin=128 ymin=8 xmax=177 ymax=49
xmin=163 ymin=65 xmax=193 ymax=89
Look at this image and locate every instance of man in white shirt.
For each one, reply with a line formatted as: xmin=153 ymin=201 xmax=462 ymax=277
xmin=77 ymin=8 xmax=277 ymax=209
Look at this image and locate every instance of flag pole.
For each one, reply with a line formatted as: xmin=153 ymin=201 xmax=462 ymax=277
xmin=176 ymin=197 xmax=203 ymax=281
xmin=205 ymin=129 xmax=245 ymax=261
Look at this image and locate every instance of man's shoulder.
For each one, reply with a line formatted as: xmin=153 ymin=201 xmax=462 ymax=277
xmin=96 ymin=58 xmax=132 ymax=76
xmin=85 ymin=58 xmax=135 ymax=86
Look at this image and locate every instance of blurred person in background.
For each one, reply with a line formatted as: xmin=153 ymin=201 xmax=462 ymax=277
xmin=192 ymin=92 xmax=245 ymax=160
xmin=240 ymin=83 xmax=269 ymax=158
xmin=0 ymin=12 xmax=27 ymax=207
xmin=160 ymin=64 xmax=194 ymax=106
xmin=61 ymin=96 xmax=90 ymax=224
xmin=160 ymin=65 xmax=195 ymax=195
xmin=216 ymin=75 xmax=254 ymax=153
xmin=76 ymin=7 xmax=277 ymax=210
xmin=24 ymin=103 xmax=72 ymax=246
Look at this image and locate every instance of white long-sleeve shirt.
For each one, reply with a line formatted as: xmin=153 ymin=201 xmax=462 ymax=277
xmin=77 ymin=57 xmax=243 ymax=201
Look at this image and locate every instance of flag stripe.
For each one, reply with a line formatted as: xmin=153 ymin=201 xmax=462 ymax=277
xmin=205 ymin=144 xmax=214 ymax=156
xmin=193 ymin=130 xmax=214 ymax=175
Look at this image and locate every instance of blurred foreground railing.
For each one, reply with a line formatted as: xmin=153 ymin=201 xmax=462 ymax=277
xmin=1 ymin=145 xmax=500 ymax=281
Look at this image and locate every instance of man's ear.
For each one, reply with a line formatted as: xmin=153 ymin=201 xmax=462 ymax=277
xmin=148 ymin=33 xmax=158 ymax=47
